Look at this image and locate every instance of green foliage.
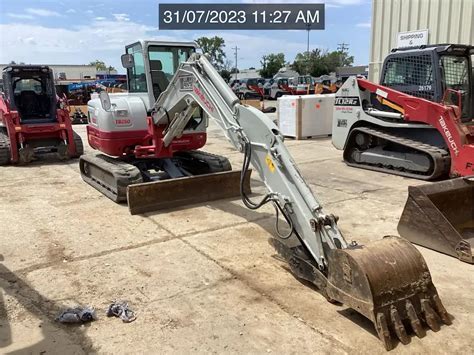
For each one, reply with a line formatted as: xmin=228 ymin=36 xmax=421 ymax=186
xmin=259 ymin=53 xmax=286 ymax=78
xmin=292 ymin=49 xmax=354 ymax=77
xmin=195 ymin=36 xmax=226 ymax=71
xmin=89 ymin=60 xmax=115 ymax=72
xmin=219 ymin=69 xmax=232 ymax=83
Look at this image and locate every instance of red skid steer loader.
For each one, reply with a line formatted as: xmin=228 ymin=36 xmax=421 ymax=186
xmin=332 ymin=44 xmax=474 ymax=262
xmin=0 ymin=65 xmax=83 ymax=164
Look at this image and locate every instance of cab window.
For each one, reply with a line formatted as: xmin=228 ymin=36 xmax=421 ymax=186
xmin=126 ymin=44 xmax=147 ymax=93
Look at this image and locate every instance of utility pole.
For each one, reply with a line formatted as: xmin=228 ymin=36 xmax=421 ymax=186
xmin=233 ymin=46 xmax=240 ymax=80
xmin=337 ymin=43 xmax=350 ymax=68
xmin=306 ymin=24 xmax=311 ymax=75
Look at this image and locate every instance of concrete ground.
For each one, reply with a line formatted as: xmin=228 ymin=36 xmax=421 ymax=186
xmin=0 ymin=118 xmax=473 ymax=354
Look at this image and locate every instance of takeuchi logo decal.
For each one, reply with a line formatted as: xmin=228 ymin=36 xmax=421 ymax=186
xmin=439 ymin=116 xmax=459 ymax=156
xmin=193 ymin=85 xmax=215 ymax=113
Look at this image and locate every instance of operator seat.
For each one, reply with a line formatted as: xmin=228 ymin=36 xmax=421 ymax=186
xmin=150 ymin=60 xmax=169 ymax=100
xmin=18 ymin=90 xmax=41 ymax=120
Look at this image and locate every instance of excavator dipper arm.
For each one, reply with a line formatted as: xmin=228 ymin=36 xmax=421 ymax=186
xmin=150 ymin=53 xmax=451 ymax=350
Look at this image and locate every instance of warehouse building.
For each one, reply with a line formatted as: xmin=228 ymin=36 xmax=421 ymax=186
xmin=336 ymin=65 xmax=369 ymax=81
xmin=369 ymin=0 xmax=474 ymax=81
xmin=0 ymin=64 xmax=118 ymax=85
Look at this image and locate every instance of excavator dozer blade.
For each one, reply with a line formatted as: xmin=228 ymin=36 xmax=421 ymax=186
xmin=326 ymin=236 xmax=451 ymax=350
xmin=127 ymin=170 xmax=251 ymax=215
xmin=398 ymin=177 xmax=474 ymax=263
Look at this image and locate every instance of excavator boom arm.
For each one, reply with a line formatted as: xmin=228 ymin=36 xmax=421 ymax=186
xmin=152 ymin=53 xmax=345 ymax=268
xmin=149 ymin=53 xmax=451 ymax=350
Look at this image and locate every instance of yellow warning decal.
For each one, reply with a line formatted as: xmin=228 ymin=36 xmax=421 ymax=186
xmin=265 ymin=154 xmax=276 ymax=173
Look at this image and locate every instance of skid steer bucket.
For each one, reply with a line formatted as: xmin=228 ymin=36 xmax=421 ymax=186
xmin=326 ymin=236 xmax=451 ymax=350
xmin=127 ymin=170 xmax=251 ymax=215
xmin=398 ymin=177 xmax=474 ymax=263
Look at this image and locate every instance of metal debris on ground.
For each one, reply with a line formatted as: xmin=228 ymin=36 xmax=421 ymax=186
xmin=106 ymin=301 xmax=136 ymax=323
xmin=56 ymin=307 xmax=97 ymax=324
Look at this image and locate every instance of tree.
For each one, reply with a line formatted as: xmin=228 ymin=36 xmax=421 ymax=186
xmin=219 ymin=69 xmax=232 ymax=83
xmin=259 ymin=53 xmax=286 ymax=78
xmin=291 ymin=49 xmax=354 ymax=77
xmin=195 ymin=36 xmax=226 ymax=71
xmin=89 ymin=60 xmax=115 ymax=72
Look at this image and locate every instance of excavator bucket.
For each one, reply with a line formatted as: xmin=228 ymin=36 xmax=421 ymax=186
xmin=398 ymin=177 xmax=474 ymax=263
xmin=127 ymin=170 xmax=251 ymax=215
xmin=326 ymin=236 xmax=451 ymax=350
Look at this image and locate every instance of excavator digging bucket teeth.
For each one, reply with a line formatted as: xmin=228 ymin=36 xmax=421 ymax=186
xmin=398 ymin=177 xmax=474 ymax=263
xmin=326 ymin=236 xmax=451 ymax=351
xmin=127 ymin=170 xmax=251 ymax=215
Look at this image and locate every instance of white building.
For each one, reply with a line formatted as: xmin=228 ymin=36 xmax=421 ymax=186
xmin=0 ymin=64 xmax=118 ymax=84
xmin=230 ymin=68 xmax=261 ymax=81
xmin=369 ymin=0 xmax=474 ymax=81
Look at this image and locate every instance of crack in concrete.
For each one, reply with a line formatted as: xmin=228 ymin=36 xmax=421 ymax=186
xmin=5 ymin=215 xmax=272 ymax=277
xmin=145 ymin=275 xmax=235 ymax=304
xmin=297 ymin=157 xmax=343 ymax=166
xmin=179 ymin=238 xmax=352 ymax=353
xmin=325 ymin=196 xmax=363 ymax=207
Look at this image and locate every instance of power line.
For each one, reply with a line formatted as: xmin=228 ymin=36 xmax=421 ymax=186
xmin=337 ymin=43 xmax=349 ymax=52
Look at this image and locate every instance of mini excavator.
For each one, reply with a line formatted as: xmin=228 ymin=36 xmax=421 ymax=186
xmin=80 ymin=41 xmax=451 ymax=350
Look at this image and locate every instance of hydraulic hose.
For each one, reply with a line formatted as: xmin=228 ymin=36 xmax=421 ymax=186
xmin=239 ymin=139 xmax=294 ymax=239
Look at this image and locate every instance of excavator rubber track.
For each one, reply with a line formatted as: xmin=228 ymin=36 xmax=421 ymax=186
xmin=79 ymin=154 xmax=143 ymax=202
xmin=0 ymin=129 xmax=11 ymax=165
xmin=80 ymin=150 xmax=251 ymax=214
xmin=173 ymin=150 xmax=232 ymax=174
xmin=344 ymin=127 xmax=450 ymax=180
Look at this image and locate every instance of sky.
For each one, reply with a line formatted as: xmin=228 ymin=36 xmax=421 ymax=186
xmin=0 ymin=0 xmax=372 ymax=73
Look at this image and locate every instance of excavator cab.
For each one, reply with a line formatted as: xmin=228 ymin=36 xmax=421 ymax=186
xmin=123 ymin=40 xmax=198 ymax=108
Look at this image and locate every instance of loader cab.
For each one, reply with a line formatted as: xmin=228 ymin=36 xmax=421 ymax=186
xmin=380 ymin=44 xmax=473 ymax=121
xmin=2 ymin=65 xmax=58 ymax=123
xmin=123 ymin=40 xmax=197 ymax=110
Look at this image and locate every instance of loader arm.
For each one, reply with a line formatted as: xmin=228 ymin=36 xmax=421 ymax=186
xmin=149 ymin=53 xmax=451 ymax=350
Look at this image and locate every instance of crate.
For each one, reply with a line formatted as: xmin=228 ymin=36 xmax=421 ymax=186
xmin=277 ymin=94 xmax=335 ymax=139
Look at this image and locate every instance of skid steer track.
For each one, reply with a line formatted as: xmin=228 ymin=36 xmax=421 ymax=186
xmin=0 ymin=129 xmax=11 ymax=165
xmin=344 ymin=127 xmax=450 ymax=180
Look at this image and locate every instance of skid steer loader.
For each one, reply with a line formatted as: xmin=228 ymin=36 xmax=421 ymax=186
xmin=82 ymin=40 xmax=451 ymax=350
xmin=0 ymin=65 xmax=83 ymax=164
xmin=332 ymin=44 xmax=474 ymax=263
